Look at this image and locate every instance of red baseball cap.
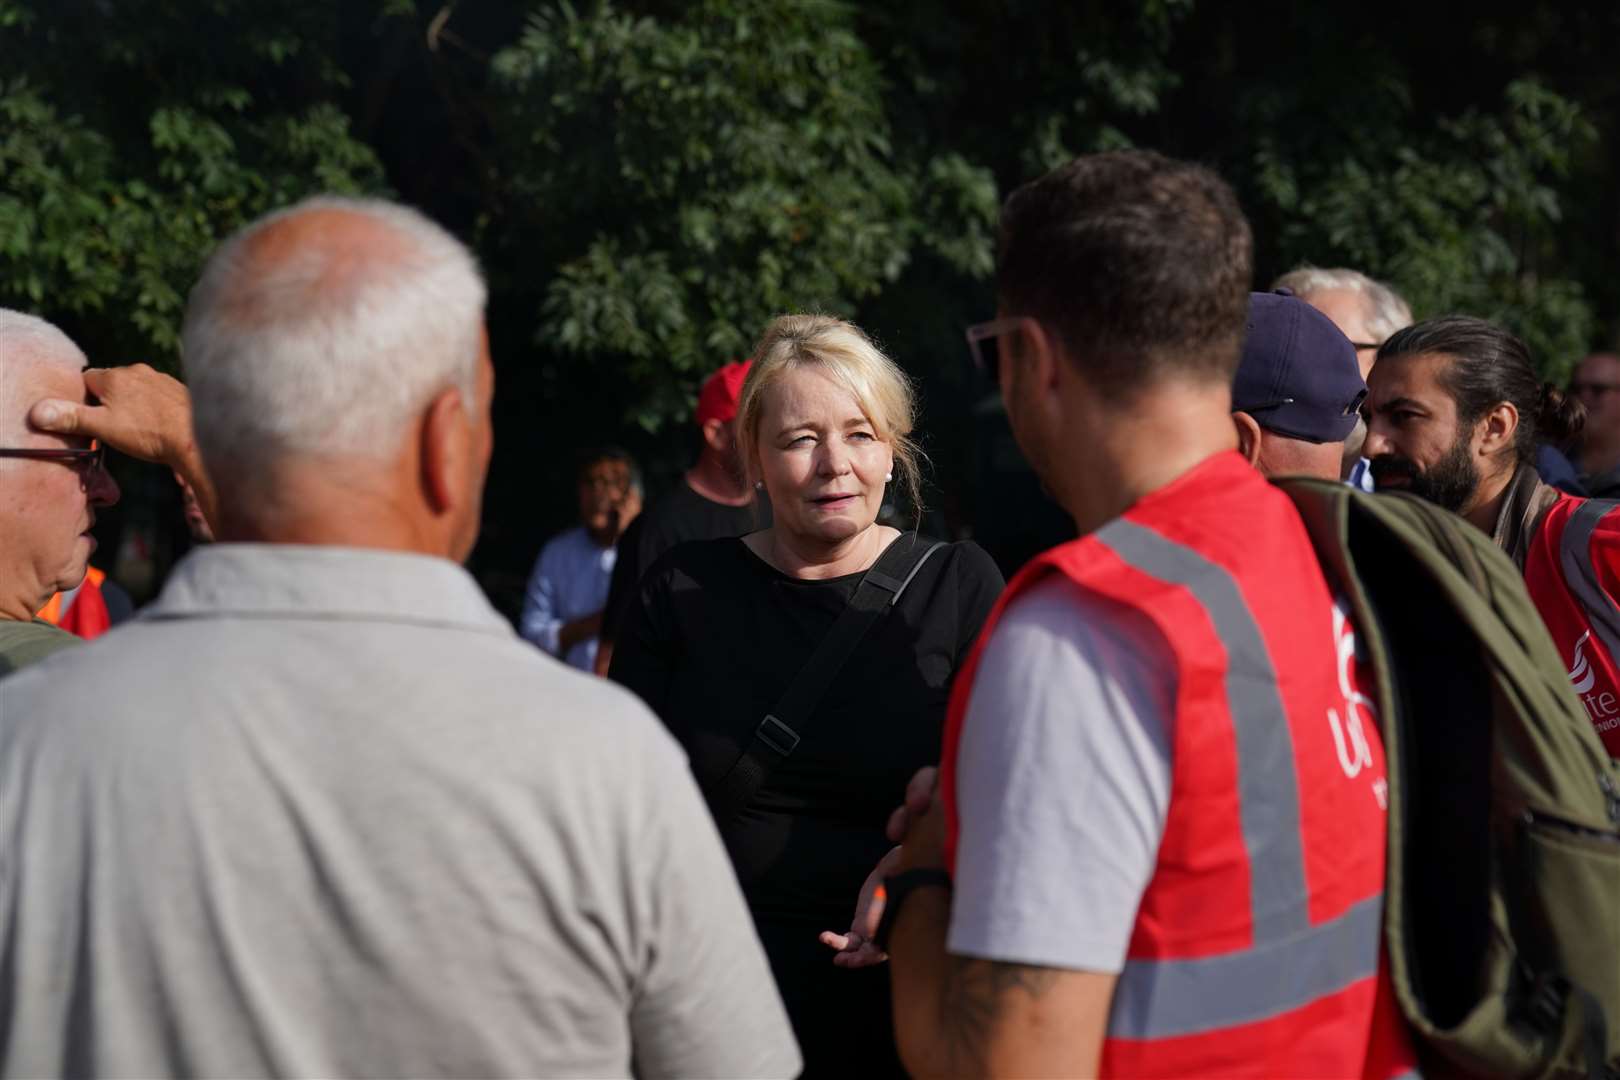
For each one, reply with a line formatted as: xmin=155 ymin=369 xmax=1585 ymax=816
xmin=695 ymin=360 xmax=752 ymax=427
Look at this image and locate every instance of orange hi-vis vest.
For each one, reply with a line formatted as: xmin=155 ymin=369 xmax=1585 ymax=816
xmin=1523 ymin=493 xmax=1620 ymax=757
xmin=37 ymin=566 xmax=112 ymax=640
xmin=939 ymin=453 xmax=1415 ymax=1078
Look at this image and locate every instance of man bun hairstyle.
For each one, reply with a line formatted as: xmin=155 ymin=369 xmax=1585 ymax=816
xmin=1535 ymin=383 xmax=1585 ymax=455
xmin=1377 ymin=315 xmax=1584 ymax=464
xmin=996 ymin=149 xmax=1253 ymax=399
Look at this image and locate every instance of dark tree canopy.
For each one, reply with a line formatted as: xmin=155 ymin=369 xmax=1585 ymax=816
xmin=4 ymin=0 xmax=1619 ymax=588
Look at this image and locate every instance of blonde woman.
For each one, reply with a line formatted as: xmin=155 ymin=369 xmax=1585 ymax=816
xmin=610 ymin=315 xmax=1003 ymax=1077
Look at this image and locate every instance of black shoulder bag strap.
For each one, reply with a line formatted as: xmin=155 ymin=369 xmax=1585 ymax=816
xmin=710 ymin=532 xmax=946 ymax=824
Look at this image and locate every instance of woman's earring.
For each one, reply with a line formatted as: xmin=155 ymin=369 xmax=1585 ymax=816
xmin=754 ymin=480 xmax=764 ymax=491
xmin=885 ymin=472 xmax=893 ymax=482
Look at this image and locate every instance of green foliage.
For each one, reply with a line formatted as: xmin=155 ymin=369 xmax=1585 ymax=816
xmin=488 ymin=0 xmax=998 ymax=429
xmin=1250 ymin=78 xmax=1598 ymax=381
xmin=0 ymin=0 xmax=385 ymax=366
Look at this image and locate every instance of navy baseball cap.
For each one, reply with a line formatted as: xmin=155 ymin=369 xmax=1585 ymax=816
xmin=1233 ymin=289 xmax=1367 ymax=443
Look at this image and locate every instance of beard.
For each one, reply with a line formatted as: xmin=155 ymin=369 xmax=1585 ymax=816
xmin=1369 ymin=433 xmax=1480 ymax=513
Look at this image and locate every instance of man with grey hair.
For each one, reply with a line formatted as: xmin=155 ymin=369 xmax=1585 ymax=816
xmin=0 ymin=197 xmax=800 ymax=1078
xmin=1272 ymin=265 xmax=1414 ymax=487
xmin=0 ymin=311 xmax=121 ymax=670
xmin=0 ymin=312 xmax=210 ymax=673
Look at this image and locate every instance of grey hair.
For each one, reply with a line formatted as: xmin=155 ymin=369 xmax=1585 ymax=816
xmin=1271 ymin=266 xmax=1414 ymax=345
xmin=180 ymin=196 xmax=486 ymax=483
xmin=0 ymin=309 xmax=87 ymax=442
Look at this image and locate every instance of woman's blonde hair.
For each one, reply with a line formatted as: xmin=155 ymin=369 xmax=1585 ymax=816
xmin=736 ymin=314 xmax=923 ymax=518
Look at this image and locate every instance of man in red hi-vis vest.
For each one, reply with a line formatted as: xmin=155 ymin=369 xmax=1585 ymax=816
xmin=835 ymin=152 xmax=1417 ymax=1078
xmin=1363 ymin=315 xmax=1620 ymax=758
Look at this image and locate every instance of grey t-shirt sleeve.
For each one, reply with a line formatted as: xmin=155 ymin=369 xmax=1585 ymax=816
xmin=628 ymin=739 xmax=801 ymax=1079
xmin=946 ymin=576 xmax=1175 ymax=974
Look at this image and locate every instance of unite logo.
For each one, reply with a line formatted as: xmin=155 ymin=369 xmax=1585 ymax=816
xmin=1327 ymin=601 xmax=1376 ymax=780
xmin=1569 ymin=630 xmax=1596 ymax=693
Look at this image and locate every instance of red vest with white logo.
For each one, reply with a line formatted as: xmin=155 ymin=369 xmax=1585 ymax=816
xmin=940 ymin=453 xmax=1414 ymax=1078
xmin=1523 ymin=494 xmax=1620 ymax=758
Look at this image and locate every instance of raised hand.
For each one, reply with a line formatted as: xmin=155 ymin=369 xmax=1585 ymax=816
xmin=30 ymin=365 xmax=218 ymax=533
xmin=818 ymin=844 xmax=902 ymax=968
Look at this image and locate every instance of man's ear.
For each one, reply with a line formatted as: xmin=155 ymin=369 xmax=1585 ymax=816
xmin=421 ymin=385 xmax=470 ymax=516
xmin=1019 ymin=318 xmax=1061 ymax=392
xmin=1232 ymin=411 xmax=1264 ymax=467
xmin=1475 ymin=401 xmax=1520 ymax=460
xmin=701 ymin=417 xmax=730 ymax=454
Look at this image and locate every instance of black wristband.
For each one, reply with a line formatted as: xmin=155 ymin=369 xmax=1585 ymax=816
xmin=872 ymin=868 xmax=953 ymax=953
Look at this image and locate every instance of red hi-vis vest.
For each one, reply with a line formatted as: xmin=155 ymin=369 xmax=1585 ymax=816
xmin=1523 ymin=493 xmax=1620 ymax=757
xmin=940 ymin=453 xmax=1415 ymax=1078
xmin=36 ymin=566 xmax=112 ymax=640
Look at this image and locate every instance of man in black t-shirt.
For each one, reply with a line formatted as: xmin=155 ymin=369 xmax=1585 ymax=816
xmin=594 ymin=360 xmax=769 ymax=674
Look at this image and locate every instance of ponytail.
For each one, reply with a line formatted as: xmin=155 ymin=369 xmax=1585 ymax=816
xmin=1535 ymin=382 xmax=1585 ymax=453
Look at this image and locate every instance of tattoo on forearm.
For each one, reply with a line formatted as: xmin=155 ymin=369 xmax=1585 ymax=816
xmin=939 ymin=957 xmax=1060 ymax=1072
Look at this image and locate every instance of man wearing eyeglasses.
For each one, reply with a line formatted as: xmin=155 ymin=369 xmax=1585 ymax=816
xmin=1572 ymin=351 xmax=1620 ymax=498
xmin=0 ymin=312 xmax=123 ymax=672
xmin=872 ymin=151 xmax=1413 ymax=1079
xmin=0 ymin=309 xmax=217 ymax=675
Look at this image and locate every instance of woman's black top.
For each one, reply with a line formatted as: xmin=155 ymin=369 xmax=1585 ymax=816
xmin=609 ymin=532 xmax=1003 ymax=1076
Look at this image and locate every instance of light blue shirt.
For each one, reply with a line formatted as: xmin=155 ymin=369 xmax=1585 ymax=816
xmin=1348 ymin=456 xmax=1376 ymax=492
xmin=520 ymin=525 xmax=617 ymax=670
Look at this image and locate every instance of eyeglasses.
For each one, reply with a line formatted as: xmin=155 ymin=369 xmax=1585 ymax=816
xmin=1571 ymin=381 xmax=1620 ymax=398
xmin=965 ymin=317 xmax=1036 ymax=384
xmin=1348 ymin=341 xmax=1381 ymax=352
xmin=0 ymin=440 xmax=105 ymax=475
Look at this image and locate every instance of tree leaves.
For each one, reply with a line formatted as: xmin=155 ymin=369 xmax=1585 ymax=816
xmin=487 ymin=0 xmax=997 ymax=428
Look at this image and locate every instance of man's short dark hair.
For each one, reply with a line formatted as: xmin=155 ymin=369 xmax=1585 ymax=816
xmin=576 ymin=446 xmax=642 ymax=495
xmin=996 ymin=149 xmax=1253 ymax=399
xmin=1378 ymin=316 xmax=1585 ymax=463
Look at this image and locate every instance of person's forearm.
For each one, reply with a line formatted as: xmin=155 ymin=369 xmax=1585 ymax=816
xmin=888 ymin=885 xmax=959 ymax=1078
xmin=170 ymin=443 xmax=220 ymax=537
xmin=559 ymin=611 xmax=604 ymax=653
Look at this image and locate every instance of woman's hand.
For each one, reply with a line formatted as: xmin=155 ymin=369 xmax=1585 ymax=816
xmin=818 ymin=843 xmax=903 ymax=968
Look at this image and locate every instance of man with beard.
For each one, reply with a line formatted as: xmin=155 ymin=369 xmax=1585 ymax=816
xmin=1364 ymin=315 xmax=1620 ymax=756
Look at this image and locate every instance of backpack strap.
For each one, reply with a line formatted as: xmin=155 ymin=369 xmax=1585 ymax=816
xmin=1556 ymin=498 xmax=1620 ymax=664
xmin=710 ymin=533 xmax=946 ymax=824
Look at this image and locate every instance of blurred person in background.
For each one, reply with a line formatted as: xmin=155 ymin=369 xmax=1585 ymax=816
xmin=1571 ymin=350 xmax=1620 ymax=498
xmin=0 ymin=311 xmax=212 ymax=674
xmin=0 ymin=196 xmax=800 ymax=1079
xmin=1364 ymin=316 xmax=1619 ymax=756
xmin=1232 ymin=289 xmax=1368 ymax=481
xmin=593 ymin=359 xmax=766 ymax=674
xmin=1272 ymin=266 xmax=1413 ymax=488
xmin=611 ymin=313 xmax=1003 ymax=1078
xmin=520 ymin=446 xmax=642 ymax=670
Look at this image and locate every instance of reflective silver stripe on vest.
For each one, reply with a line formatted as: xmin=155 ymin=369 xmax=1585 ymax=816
xmin=1107 ymin=894 xmax=1384 ymax=1039
xmin=1095 ymin=518 xmax=1310 ymax=941
xmin=1558 ymin=499 xmax=1620 ymax=665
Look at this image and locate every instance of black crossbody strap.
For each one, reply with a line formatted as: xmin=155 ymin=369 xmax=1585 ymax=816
xmin=710 ymin=533 xmax=946 ymax=824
